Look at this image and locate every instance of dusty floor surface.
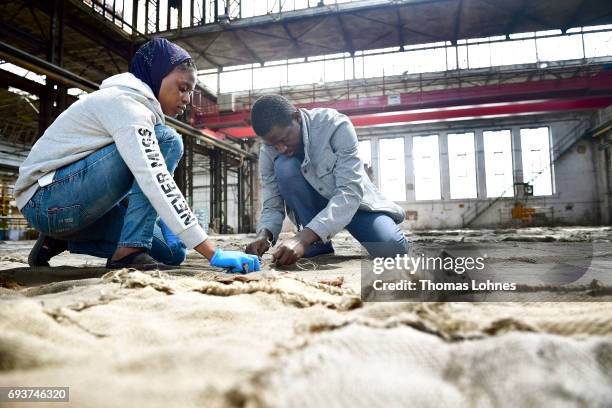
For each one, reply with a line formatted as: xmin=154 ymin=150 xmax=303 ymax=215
xmin=0 ymin=227 xmax=611 ymax=407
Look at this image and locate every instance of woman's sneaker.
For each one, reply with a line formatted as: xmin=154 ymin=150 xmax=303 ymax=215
xmin=28 ymin=234 xmax=68 ymax=267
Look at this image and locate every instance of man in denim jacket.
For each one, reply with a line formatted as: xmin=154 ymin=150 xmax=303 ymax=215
xmin=245 ymin=95 xmax=408 ymax=266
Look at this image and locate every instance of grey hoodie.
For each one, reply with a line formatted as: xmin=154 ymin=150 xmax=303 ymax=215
xmin=15 ymin=72 xmax=207 ymax=249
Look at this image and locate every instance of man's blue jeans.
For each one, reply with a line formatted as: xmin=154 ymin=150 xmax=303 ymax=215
xmin=20 ymin=124 xmax=187 ymax=265
xmin=274 ymin=155 xmax=408 ymax=258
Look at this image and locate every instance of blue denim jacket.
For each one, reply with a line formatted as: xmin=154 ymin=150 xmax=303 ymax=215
xmin=257 ymin=108 xmax=405 ymax=243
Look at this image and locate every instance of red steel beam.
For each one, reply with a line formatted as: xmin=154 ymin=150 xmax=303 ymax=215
xmin=349 ymin=96 xmax=612 ymax=127
xmin=216 ymin=96 xmax=612 ymax=138
xmin=303 ymin=70 xmax=612 ymax=114
xmin=202 ymin=70 xmax=612 ymax=130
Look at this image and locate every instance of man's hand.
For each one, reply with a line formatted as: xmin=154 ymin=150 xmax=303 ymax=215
xmin=272 ymin=228 xmax=320 ymax=267
xmin=245 ymin=229 xmax=272 ymax=257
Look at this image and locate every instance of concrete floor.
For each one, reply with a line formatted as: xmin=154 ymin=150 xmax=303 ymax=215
xmin=1 ymin=225 xmax=610 ymax=298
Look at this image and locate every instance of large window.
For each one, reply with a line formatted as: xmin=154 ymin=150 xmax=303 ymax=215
xmin=378 ymin=138 xmax=406 ymax=201
xmin=447 ymin=132 xmax=477 ymax=199
xmin=412 ymin=135 xmax=441 ymax=200
xmin=357 ymin=140 xmax=374 ymax=181
xmin=520 ymin=127 xmax=553 ymax=196
xmin=483 ymin=130 xmax=514 ymax=198
xmin=357 ymin=140 xmax=372 ymax=167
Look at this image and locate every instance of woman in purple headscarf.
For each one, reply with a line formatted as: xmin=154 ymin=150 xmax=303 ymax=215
xmin=16 ymin=38 xmax=260 ymax=273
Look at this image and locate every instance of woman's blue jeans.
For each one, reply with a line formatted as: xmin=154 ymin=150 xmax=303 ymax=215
xmin=274 ymin=155 xmax=408 ymax=258
xmin=20 ymin=124 xmax=187 ymax=265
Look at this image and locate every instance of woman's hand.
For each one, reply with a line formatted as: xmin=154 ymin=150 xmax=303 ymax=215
xmin=195 ymin=239 xmax=260 ymax=273
xmin=210 ymin=249 xmax=261 ymax=273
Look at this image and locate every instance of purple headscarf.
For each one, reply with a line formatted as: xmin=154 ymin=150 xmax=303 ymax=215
xmin=129 ymin=38 xmax=191 ymax=98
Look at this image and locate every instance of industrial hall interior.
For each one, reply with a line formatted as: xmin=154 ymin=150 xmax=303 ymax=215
xmin=1 ymin=0 xmax=612 ymax=407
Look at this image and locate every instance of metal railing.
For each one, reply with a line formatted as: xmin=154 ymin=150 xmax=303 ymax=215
xmin=78 ymin=0 xmax=135 ymax=33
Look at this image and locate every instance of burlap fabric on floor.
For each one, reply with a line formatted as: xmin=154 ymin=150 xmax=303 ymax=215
xmin=1 ymin=268 xmax=611 ymax=408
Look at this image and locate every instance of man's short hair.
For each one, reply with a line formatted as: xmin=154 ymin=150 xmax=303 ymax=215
xmin=251 ymin=95 xmax=295 ymax=137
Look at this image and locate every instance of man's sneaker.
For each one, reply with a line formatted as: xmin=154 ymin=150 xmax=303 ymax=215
xmin=304 ymin=241 xmax=335 ymax=258
xmin=28 ymin=234 xmax=68 ymax=267
xmin=106 ymin=251 xmax=174 ymax=271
